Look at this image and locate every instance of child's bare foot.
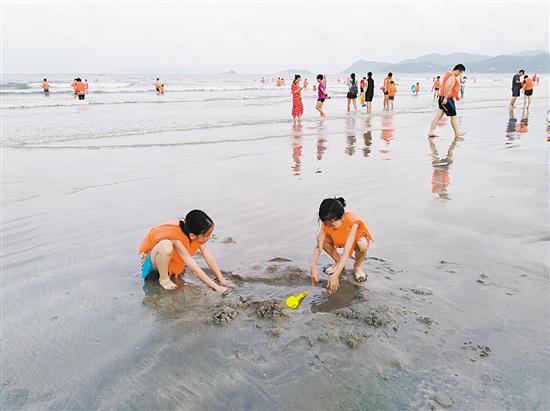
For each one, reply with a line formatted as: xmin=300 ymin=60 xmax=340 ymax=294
xmin=214 ymin=285 xmax=228 ymax=294
xmin=159 ymin=278 xmax=177 ymax=290
xmin=353 ymin=268 xmax=367 ymax=282
xmin=455 ymin=131 xmax=466 ymax=137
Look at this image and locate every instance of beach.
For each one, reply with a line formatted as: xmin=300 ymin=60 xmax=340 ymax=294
xmin=1 ymin=73 xmax=549 ymax=410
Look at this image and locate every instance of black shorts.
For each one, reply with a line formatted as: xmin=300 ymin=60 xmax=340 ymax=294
xmin=512 ymin=88 xmax=521 ymax=97
xmin=434 ymin=88 xmax=440 ymax=92
xmin=317 ymin=98 xmax=326 ymax=103
xmin=43 ymin=89 xmax=49 ymax=93
xmin=383 ymin=91 xmax=388 ymax=95
xmin=365 ymin=92 xmax=373 ymax=102
xmin=524 ymin=89 xmax=533 ymax=96
xmin=347 ymin=92 xmax=357 ymax=99
xmin=388 ymin=96 xmax=394 ymax=100
xmin=78 ymin=93 xmax=85 ymax=100
xmin=438 ymin=96 xmax=457 ymax=117
xmin=156 ymin=88 xmax=160 ymax=92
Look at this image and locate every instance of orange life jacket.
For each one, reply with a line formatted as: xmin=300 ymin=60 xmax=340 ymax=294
xmin=138 ymin=220 xmax=201 ymax=275
xmin=439 ymin=72 xmax=459 ymax=98
xmin=75 ymin=82 xmax=86 ymax=93
xmin=322 ymin=211 xmax=373 ymax=256
xmin=388 ymin=84 xmax=396 ymax=97
xmin=434 ymin=80 xmax=441 ymax=89
xmin=523 ymin=78 xmax=534 ymax=91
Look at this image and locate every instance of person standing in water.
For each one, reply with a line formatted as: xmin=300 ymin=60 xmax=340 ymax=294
xmin=84 ymin=79 xmax=89 ymax=94
xmin=387 ymin=81 xmax=397 ymax=110
xmin=154 ymin=78 xmax=161 ymax=94
xmin=522 ymin=75 xmax=534 ymax=109
xmin=428 ymin=64 xmax=466 ymax=138
xmin=74 ymin=78 xmax=86 ymax=100
xmin=431 ymin=76 xmax=441 ymax=100
xmin=41 ymin=78 xmax=49 ymax=95
xmin=415 ymin=82 xmax=420 ymax=96
xmin=382 ymin=72 xmax=393 ymax=110
xmin=459 ymin=76 xmax=466 ymax=99
xmin=291 ymin=74 xmax=307 ymax=125
xmin=365 ymin=72 xmax=374 ymax=113
xmin=346 ymin=73 xmax=358 ymax=112
xmin=510 ymin=69 xmax=525 ymax=108
xmin=316 ymin=74 xmax=329 ymax=117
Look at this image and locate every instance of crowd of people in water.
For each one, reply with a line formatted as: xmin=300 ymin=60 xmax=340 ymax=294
xmin=35 ymin=66 xmax=541 ymax=293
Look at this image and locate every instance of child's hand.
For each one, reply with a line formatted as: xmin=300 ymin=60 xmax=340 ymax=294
xmin=220 ymin=278 xmax=236 ymax=288
xmin=311 ymin=265 xmax=319 ymax=286
xmin=327 ymin=274 xmax=339 ymax=294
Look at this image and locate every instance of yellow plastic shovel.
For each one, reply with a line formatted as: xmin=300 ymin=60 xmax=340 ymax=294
xmin=285 ymin=291 xmax=309 ymax=309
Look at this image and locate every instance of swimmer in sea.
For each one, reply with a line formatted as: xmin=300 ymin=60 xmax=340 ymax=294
xmin=41 ymin=78 xmax=49 ymax=95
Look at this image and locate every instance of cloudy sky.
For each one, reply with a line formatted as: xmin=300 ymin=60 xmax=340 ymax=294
xmin=2 ymin=1 xmax=548 ymax=73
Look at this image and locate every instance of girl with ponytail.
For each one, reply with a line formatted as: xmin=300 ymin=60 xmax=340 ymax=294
xmin=310 ymin=197 xmax=373 ymax=294
xmin=138 ymin=210 xmax=235 ymax=292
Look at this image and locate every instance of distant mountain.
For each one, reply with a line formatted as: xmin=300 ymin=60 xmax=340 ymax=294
xmin=513 ymin=49 xmax=548 ymax=56
xmin=469 ymin=53 xmax=549 ymax=73
xmin=340 ymin=51 xmax=550 ymax=73
xmin=399 ymin=52 xmax=491 ymax=66
xmin=341 ymin=60 xmax=392 ymax=74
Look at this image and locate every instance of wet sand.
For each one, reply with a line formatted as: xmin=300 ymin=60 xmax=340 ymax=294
xmin=1 ymin=103 xmax=549 ymax=410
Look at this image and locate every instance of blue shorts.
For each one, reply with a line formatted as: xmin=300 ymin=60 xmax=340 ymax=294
xmin=140 ymin=254 xmax=155 ymax=280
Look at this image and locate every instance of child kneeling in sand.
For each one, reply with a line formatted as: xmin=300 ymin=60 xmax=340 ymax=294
xmin=310 ymin=198 xmax=373 ymax=294
xmin=138 ymin=210 xmax=234 ymax=292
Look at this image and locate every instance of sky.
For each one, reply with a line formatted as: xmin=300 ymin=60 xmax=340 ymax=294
xmin=2 ymin=1 xmax=549 ymax=74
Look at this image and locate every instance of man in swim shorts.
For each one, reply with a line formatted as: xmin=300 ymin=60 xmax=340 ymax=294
xmin=510 ymin=70 xmax=525 ymax=108
xmin=428 ymin=64 xmax=466 ymax=138
xmin=41 ymin=78 xmax=49 ymax=95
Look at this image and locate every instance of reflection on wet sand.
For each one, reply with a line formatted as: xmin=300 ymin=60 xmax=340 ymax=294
xmin=506 ymin=108 xmax=519 ymax=145
xmin=518 ymin=108 xmax=529 ymax=135
xmin=380 ymin=113 xmax=394 ymax=157
xmin=429 ymin=136 xmax=461 ymax=200
xmin=363 ymin=116 xmax=373 ymax=157
xmin=316 ymin=120 xmax=327 ymax=161
xmin=345 ymin=114 xmax=357 ymax=156
xmin=292 ymin=124 xmax=303 ymax=175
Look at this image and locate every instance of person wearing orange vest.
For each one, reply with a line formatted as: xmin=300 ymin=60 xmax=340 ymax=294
xmin=381 ymin=72 xmax=393 ymax=111
xmin=522 ymin=75 xmax=534 ymax=109
xmin=41 ymin=78 xmax=49 ymax=95
xmin=138 ymin=210 xmax=234 ymax=291
xmin=310 ymin=197 xmax=373 ymax=294
xmin=415 ymin=82 xmax=420 ymax=96
xmin=431 ymin=76 xmax=441 ymax=101
xmin=154 ymin=78 xmax=161 ymax=94
xmin=387 ymin=81 xmax=397 ymax=110
xmin=428 ymin=64 xmax=466 ymax=138
xmin=74 ymin=78 xmax=86 ymax=100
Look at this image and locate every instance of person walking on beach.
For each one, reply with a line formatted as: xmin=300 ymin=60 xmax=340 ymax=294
xmin=316 ymin=74 xmax=329 ymax=117
xmin=74 ymin=78 xmax=86 ymax=100
xmin=310 ymin=197 xmax=373 ymax=294
xmin=459 ymin=76 xmax=466 ymax=99
xmin=84 ymin=79 xmax=89 ymax=94
xmin=382 ymin=72 xmax=393 ymax=110
xmin=138 ymin=210 xmax=235 ymax=291
xmin=41 ymin=78 xmax=49 ymax=95
xmin=510 ymin=69 xmax=525 ymax=108
xmin=291 ymin=74 xmax=307 ymax=125
xmin=346 ymin=73 xmax=358 ymax=112
xmin=365 ymin=72 xmax=374 ymax=113
xmin=428 ymin=64 xmax=466 ymax=138
xmin=432 ymin=76 xmax=441 ymax=100
xmin=522 ymin=75 xmax=534 ymax=109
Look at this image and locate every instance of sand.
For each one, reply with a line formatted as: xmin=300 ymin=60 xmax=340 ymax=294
xmin=1 ymin=99 xmax=549 ymax=410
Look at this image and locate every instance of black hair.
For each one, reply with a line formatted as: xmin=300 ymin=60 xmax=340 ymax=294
xmin=524 ymin=75 xmax=528 ymax=79
xmin=391 ymin=81 xmax=395 ymax=84
xmin=437 ymin=76 xmax=440 ymax=79
xmin=453 ymin=64 xmax=466 ymax=72
xmin=350 ymin=73 xmax=356 ymax=81
xmin=43 ymin=78 xmax=47 ymax=81
xmin=363 ymin=76 xmax=366 ymax=79
xmin=316 ymin=74 xmax=323 ymax=80
xmin=76 ymin=77 xmax=82 ymax=82
xmin=179 ymin=210 xmax=213 ymax=238
xmin=319 ymin=197 xmax=346 ymax=223
xmin=388 ymin=72 xmax=393 ymax=77
xmin=85 ymin=79 xmax=87 ymax=81
xmin=157 ymin=77 xmax=160 ymax=80
xmin=367 ymin=72 xmax=372 ymax=77
xmin=519 ymin=70 xmax=525 ymax=74
xmin=294 ymin=74 xmax=301 ymax=83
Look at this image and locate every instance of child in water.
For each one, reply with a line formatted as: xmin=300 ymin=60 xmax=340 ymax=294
xmin=138 ymin=210 xmax=234 ymax=291
xmin=310 ymin=198 xmax=373 ymax=294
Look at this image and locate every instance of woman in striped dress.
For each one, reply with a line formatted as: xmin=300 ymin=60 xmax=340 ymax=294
xmin=291 ymin=74 xmax=307 ymax=125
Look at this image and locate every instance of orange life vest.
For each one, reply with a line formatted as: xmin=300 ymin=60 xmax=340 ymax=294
xmin=138 ymin=220 xmax=201 ymax=275
xmin=322 ymin=211 xmax=373 ymax=256
xmin=439 ymin=72 xmax=459 ymax=98
xmin=388 ymin=84 xmax=396 ymax=97
xmin=75 ymin=82 xmax=86 ymax=93
xmin=523 ymin=78 xmax=534 ymax=91
xmin=434 ymin=80 xmax=441 ymax=89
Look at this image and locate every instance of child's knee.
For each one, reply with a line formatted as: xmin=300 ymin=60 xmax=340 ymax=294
xmin=157 ymin=239 xmax=173 ymax=255
xmin=356 ymin=238 xmax=369 ymax=253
